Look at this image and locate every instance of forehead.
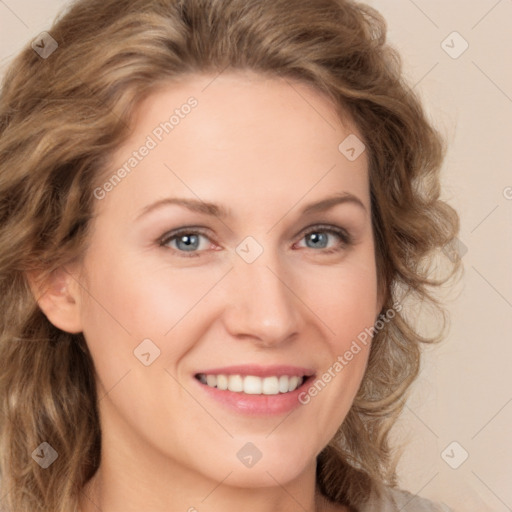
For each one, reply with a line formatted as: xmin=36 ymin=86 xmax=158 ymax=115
xmin=95 ymin=71 xmax=370 ymax=223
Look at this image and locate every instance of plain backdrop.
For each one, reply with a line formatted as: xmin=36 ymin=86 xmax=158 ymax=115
xmin=1 ymin=1 xmax=511 ymax=511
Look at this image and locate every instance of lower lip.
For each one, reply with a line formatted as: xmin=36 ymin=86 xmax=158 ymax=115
xmin=194 ymin=376 xmax=315 ymax=416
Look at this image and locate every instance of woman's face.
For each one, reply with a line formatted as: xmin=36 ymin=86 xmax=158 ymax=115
xmin=70 ymin=71 xmax=382 ymax=488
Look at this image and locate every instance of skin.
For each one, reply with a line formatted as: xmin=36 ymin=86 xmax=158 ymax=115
xmin=35 ymin=70 xmax=383 ymax=512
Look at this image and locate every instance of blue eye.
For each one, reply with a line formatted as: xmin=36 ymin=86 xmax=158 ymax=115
xmin=299 ymin=225 xmax=352 ymax=253
xmin=159 ymin=224 xmax=352 ymax=258
xmin=159 ymin=229 xmax=211 ymax=257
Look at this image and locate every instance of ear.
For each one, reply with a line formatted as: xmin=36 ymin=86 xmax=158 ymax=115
xmin=26 ymin=265 xmax=83 ymax=334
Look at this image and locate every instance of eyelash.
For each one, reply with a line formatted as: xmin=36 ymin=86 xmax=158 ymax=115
xmin=158 ymin=224 xmax=353 ymax=259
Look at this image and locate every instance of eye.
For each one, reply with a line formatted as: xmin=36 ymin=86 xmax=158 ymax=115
xmin=159 ymin=227 xmax=212 ymax=258
xmin=158 ymin=224 xmax=353 ymax=258
xmin=295 ymin=224 xmax=352 ymax=254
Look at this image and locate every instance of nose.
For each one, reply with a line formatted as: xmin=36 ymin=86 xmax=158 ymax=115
xmin=222 ymin=252 xmax=303 ymax=348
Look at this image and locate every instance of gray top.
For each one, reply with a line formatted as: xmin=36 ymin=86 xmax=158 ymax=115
xmin=359 ymin=486 xmax=455 ymax=512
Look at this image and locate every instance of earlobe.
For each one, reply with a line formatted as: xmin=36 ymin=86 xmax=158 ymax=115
xmin=26 ymin=266 xmax=83 ymax=334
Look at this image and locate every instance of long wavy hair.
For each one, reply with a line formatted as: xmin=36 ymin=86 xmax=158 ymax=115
xmin=0 ymin=0 xmax=462 ymax=510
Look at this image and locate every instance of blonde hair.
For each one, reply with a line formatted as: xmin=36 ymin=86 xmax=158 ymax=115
xmin=0 ymin=0 xmax=462 ymax=510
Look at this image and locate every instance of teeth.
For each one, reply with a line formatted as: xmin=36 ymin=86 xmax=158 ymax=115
xmin=288 ymin=376 xmax=299 ymax=392
xmin=262 ymin=376 xmax=279 ymax=395
xmin=244 ymin=375 xmax=262 ymax=394
xmin=278 ymin=375 xmax=289 ymax=393
xmin=217 ymin=374 xmax=228 ymax=390
xmin=228 ymin=374 xmax=243 ymax=392
xmin=197 ymin=374 xmax=305 ymax=394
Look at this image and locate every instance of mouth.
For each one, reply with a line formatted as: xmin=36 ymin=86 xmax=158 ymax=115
xmin=193 ymin=366 xmax=316 ymax=415
xmin=194 ymin=373 xmax=310 ymax=395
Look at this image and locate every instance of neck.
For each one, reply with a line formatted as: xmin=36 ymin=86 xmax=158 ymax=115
xmin=78 ymin=464 xmax=340 ymax=512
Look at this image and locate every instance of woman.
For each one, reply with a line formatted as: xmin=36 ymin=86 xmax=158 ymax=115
xmin=0 ymin=0 xmax=462 ymax=511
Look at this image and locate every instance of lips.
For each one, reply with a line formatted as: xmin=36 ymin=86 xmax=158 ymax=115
xmin=193 ymin=365 xmax=316 ymax=415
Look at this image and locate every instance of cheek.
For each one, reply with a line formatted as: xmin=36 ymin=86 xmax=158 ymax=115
xmin=77 ymin=251 xmax=220 ymax=376
xmin=297 ymin=257 xmax=378 ymax=439
xmin=310 ymin=254 xmax=379 ymax=346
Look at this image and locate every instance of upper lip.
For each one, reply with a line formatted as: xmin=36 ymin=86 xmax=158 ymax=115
xmin=194 ymin=365 xmax=315 ymax=378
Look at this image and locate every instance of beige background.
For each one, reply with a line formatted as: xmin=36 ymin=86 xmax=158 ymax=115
xmin=1 ymin=1 xmax=511 ymax=511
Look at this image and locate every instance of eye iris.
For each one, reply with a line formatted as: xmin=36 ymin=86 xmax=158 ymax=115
xmin=306 ymin=232 xmax=328 ymax=249
xmin=176 ymin=234 xmax=200 ymax=251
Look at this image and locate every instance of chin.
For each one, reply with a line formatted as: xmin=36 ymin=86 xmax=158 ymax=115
xmin=219 ymin=464 xmax=309 ymax=489
xmin=204 ymin=446 xmax=316 ymax=488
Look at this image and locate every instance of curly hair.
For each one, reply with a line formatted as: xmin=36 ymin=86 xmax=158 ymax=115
xmin=0 ymin=0 xmax=462 ymax=510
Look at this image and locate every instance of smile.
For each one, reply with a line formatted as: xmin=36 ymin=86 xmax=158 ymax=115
xmin=192 ymin=364 xmax=316 ymax=415
xmin=196 ymin=373 xmax=305 ymax=395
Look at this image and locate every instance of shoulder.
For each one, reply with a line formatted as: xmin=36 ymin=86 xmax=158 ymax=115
xmin=359 ymin=485 xmax=455 ymax=512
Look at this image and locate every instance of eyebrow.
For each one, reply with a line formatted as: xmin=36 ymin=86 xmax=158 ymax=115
xmin=135 ymin=191 xmax=367 ymax=221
